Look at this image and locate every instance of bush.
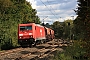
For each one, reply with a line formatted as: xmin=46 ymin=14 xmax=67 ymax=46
xmin=53 ymin=40 xmax=88 ymax=60
xmin=54 ymin=52 xmax=73 ymax=60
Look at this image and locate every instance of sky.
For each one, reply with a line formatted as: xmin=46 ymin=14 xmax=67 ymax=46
xmin=26 ymin=0 xmax=78 ymax=24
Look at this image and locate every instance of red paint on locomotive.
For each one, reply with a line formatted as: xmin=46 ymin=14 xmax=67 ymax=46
xmin=18 ymin=23 xmax=46 ymax=46
xmin=18 ymin=23 xmax=54 ymax=46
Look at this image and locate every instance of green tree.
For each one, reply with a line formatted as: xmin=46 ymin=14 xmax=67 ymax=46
xmin=74 ymin=0 xmax=90 ymax=57
xmin=51 ymin=20 xmax=73 ymax=39
xmin=63 ymin=19 xmax=74 ymax=40
xmin=0 ymin=0 xmax=40 ymax=50
xmin=51 ymin=21 xmax=63 ymax=38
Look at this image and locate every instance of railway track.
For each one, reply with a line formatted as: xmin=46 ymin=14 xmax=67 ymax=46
xmin=0 ymin=39 xmax=71 ymax=60
xmin=0 ymin=47 xmax=23 ymax=56
xmin=13 ymin=47 xmax=57 ymax=60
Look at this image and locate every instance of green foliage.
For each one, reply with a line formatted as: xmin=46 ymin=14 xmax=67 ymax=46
xmin=53 ymin=52 xmax=73 ymax=60
xmin=74 ymin=0 xmax=90 ymax=40
xmin=53 ymin=41 xmax=88 ymax=60
xmin=51 ymin=21 xmax=64 ymax=38
xmin=51 ymin=19 xmax=74 ymax=40
xmin=63 ymin=20 xmax=74 ymax=40
xmin=74 ymin=0 xmax=90 ymax=57
xmin=0 ymin=0 xmax=40 ymax=50
xmin=66 ymin=41 xmax=86 ymax=57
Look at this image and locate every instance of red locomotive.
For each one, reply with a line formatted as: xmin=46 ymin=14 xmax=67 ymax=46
xmin=18 ymin=23 xmax=54 ymax=47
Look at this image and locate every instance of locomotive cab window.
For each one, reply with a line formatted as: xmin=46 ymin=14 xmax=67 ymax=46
xmin=20 ymin=26 xmax=32 ymax=31
xmin=27 ymin=26 xmax=32 ymax=30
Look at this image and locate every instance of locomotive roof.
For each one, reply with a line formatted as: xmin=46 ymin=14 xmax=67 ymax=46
xmin=35 ymin=24 xmax=44 ymax=27
xmin=19 ymin=23 xmax=46 ymax=28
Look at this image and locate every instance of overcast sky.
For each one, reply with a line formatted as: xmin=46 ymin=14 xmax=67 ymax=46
xmin=26 ymin=0 xmax=78 ymax=24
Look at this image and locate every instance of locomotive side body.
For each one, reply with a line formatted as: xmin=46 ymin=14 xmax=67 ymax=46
xmin=35 ymin=24 xmax=46 ymax=41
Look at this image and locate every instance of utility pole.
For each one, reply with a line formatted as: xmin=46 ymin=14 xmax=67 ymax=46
xmin=68 ymin=22 xmax=71 ymax=40
xmin=71 ymin=16 xmax=74 ymax=40
xmin=42 ymin=16 xmax=48 ymax=26
xmin=71 ymin=16 xmax=74 ymax=20
xmin=42 ymin=16 xmax=48 ymax=23
xmin=59 ymin=17 xmax=61 ymax=22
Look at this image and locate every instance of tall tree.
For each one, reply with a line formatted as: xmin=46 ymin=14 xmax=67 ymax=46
xmin=74 ymin=0 xmax=90 ymax=57
xmin=51 ymin=21 xmax=63 ymax=38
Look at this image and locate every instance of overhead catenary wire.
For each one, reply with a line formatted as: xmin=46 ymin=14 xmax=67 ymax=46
xmin=47 ymin=0 xmax=58 ymax=16
xmin=39 ymin=0 xmax=59 ymax=20
xmin=47 ymin=0 xmax=60 ymax=22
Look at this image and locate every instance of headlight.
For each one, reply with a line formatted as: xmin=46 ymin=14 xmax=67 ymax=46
xmin=29 ymin=33 xmax=32 ymax=35
xmin=19 ymin=34 xmax=23 ymax=36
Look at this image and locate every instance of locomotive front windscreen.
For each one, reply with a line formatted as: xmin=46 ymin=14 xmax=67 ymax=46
xmin=20 ymin=26 xmax=32 ymax=31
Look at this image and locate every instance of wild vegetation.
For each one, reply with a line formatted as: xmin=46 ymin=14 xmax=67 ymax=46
xmin=74 ymin=0 xmax=90 ymax=58
xmin=0 ymin=0 xmax=40 ymax=50
xmin=51 ymin=20 xmax=74 ymax=40
xmin=51 ymin=0 xmax=90 ymax=60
